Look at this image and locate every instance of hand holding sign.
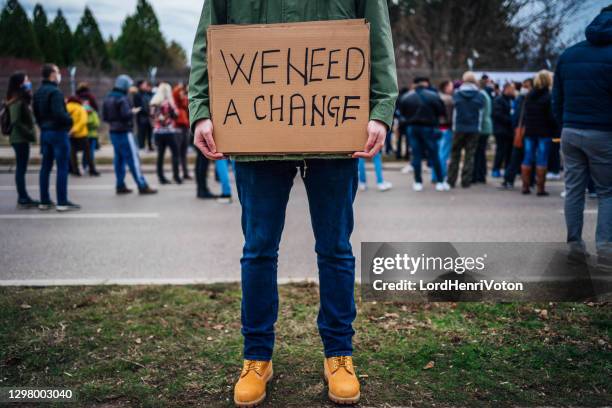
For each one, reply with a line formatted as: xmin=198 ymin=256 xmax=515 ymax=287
xmin=353 ymin=120 xmax=387 ymax=159
xmin=194 ymin=119 xmax=224 ymax=160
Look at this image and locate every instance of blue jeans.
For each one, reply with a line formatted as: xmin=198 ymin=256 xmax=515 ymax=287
xmin=39 ymin=130 xmax=70 ymax=205
xmin=434 ymin=128 xmax=453 ymax=182
xmin=358 ymin=152 xmax=384 ymax=185
xmin=12 ymin=142 xmax=31 ymax=202
xmin=523 ymin=136 xmax=552 ymax=167
xmin=82 ymin=138 xmax=97 ymax=170
xmin=561 ymin=128 xmax=612 ymax=258
xmin=235 ymin=159 xmax=358 ymax=360
xmin=408 ymin=125 xmax=443 ymax=183
xmin=110 ymin=132 xmax=147 ymax=189
xmin=215 ymin=159 xmax=232 ymax=196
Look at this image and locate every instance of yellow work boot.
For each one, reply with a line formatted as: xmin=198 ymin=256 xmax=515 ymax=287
xmin=233 ymin=360 xmax=273 ymax=408
xmin=324 ymin=356 xmax=360 ymax=404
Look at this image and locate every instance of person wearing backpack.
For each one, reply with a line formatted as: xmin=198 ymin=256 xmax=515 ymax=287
xmin=3 ymin=72 xmax=39 ymax=208
xmin=32 ymin=64 xmax=80 ymax=212
xmin=102 ymin=74 xmax=157 ymax=195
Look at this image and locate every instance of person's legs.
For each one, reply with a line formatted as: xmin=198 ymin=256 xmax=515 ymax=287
xmin=216 ymin=159 xmax=232 ymax=196
xmin=53 ymin=131 xmax=71 ymax=205
xmin=137 ymin=122 xmax=146 ymax=149
xmin=196 ymin=149 xmax=212 ymax=196
xmin=69 ymin=137 xmax=80 ymax=176
xmin=580 ymin=130 xmax=612 ymax=258
xmin=145 ymin=123 xmax=154 ymax=151
xmin=110 ymin=132 xmax=127 ymax=189
xmin=124 ymin=132 xmax=148 ymax=189
xmin=156 ymin=134 xmax=168 ymax=182
xmin=438 ymin=129 xmax=453 ymax=181
xmin=408 ymin=126 xmax=424 ymax=184
xmin=548 ymin=140 xmax=561 ymax=175
xmin=234 ymin=160 xmax=296 ymax=360
xmin=178 ymin=129 xmax=190 ymax=178
xmin=502 ymin=133 xmax=513 ymax=172
xmin=373 ymin=152 xmax=384 ymax=185
xmin=302 ymin=159 xmax=358 ymax=357
xmin=504 ymin=146 xmax=523 ymax=186
xmin=535 ymin=137 xmax=552 ymax=195
xmin=461 ymin=133 xmax=479 ymax=187
xmin=82 ymin=138 xmax=96 ymax=175
xmin=472 ymin=134 xmax=488 ymax=183
xmin=422 ymin=127 xmax=443 ymax=183
xmin=12 ymin=143 xmax=31 ymax=202
xmin=522 ymin=137 xmax=537 ymax=193
xmin=357 ymin=158 xmax=366 ymax=185
xmin=168 ymin=134 xmax=181 ymax=182
xmin=447 ymin=132 xmax=466 ymax=187
xmin=39 ymin=132 xmax=55 ymax=204
xmin=493 ymin=133 xmax=505 ymax=173
xmin=562 ymin=130 xmax=589 ymax=252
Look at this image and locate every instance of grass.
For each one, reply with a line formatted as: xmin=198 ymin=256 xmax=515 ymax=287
xmin=0 ymin=283 xmax=610 ymax=407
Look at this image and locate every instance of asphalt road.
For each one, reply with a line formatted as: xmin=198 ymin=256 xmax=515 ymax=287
xmin=0 ymin=163 xmax=598 ymax=285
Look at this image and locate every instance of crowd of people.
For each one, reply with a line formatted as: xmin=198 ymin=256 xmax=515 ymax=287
xmin=1 ymin=64 xmax=234 ymax=212
xmin=372 ymin=70 xmax=564 ymax=197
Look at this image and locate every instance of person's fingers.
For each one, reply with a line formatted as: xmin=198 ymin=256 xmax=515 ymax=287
xmin=204 ymin=131 xmax=219 ymax=154
xmin=352 ymin=151 xmax=373 ymax=159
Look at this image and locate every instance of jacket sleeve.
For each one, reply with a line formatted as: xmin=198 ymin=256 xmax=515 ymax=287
xmin=51 ymin=91 xmax=73 ymax=129
xmin=552 ymin=62 xmax=564 ymax=126
xmin=120 ymin=97 xmax=133 ymax=122
xmin=188 ymin=0 xmax=227 ymax=132
xmin=358 ymin=1 xmax=398 ymax=129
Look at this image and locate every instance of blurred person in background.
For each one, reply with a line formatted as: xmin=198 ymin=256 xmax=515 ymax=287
xmin=103 ymin=74 xmax=157 ymax=195
xmin=492 ymin=83 xmax=516 ymax=178
xmin=435 ymin=80 xmax=454 ymax=183
xmin=501 ymin=78 xmax=533 ymax=189
xmin=554 ymin=5 xmax=612 ymax=269
xmin=447 ymin=71 xmax=485 ymax=189
xmin=396 ymin=87 xmax=409 ymax=164
xmin=472 ymin=77 xmax=493 ymax=184
xmin=66 ymin=96 xmax=92 ymax=177
xmin=357 ymin=152 xmax=392 ymax=192
xmin=150 ymin=82 xmax=181 ymax=185
xmin=521 ymin=70 xmax=557 ymax=196
xmin=399 ymin=77 xmax=447 ymax=192
xmin=33 ymin=64 xmax=79 ymax=212
xmin=76 ymin=82 xmax=99 ymax=114
xmin=81 ymin=98 xmax=101 ymax=176
xmin=3 ymin=72 xmax=38 ymax=208
xmin=173 ymin=83 xmax=192 ymax=180
xmin=134 ymin=80 xmax=154 ymax=151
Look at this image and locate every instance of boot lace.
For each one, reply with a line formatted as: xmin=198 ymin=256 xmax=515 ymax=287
xmin=330 ymin=356 xmax=352 ymax=373
xmin=242 ymin=360 xmax=265 ymax=377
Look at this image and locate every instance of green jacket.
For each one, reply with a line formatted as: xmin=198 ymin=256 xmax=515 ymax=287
xmin=188 ymin=0 xmax=398 ymax=159
xmin=8 ymin=100 xmax=36 ymax=144
xmin=479 ymin=90 xmax=493 ymax=135
xmin=86 ymin=108 xmax=100 ymax=139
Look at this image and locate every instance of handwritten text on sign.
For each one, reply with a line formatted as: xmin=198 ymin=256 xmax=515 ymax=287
xmin=208 ymin=21 xmax=370 ymax=154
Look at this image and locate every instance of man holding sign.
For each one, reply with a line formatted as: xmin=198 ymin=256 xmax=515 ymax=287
xmin=189 ymin=1 xmax=397 ymax=406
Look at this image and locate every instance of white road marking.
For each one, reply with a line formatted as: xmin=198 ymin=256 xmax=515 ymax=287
xmin=559 ymin=209 xmax=597 ymax=214
xmin=0 ymin=277 xmax=321 ymax=287
xmin=0 ymin=213 xmax=160 ymax=220
xmin=0 ymin=185 xmax=185 ymax=191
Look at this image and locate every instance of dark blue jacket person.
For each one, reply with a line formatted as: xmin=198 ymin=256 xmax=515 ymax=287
xmin=32 ymin=64 xmax=79 ymax=212
xmin=102 ymin=75 xmax=156 ymax=195
xmin=553 ymin=6 xmax=612 ymax=268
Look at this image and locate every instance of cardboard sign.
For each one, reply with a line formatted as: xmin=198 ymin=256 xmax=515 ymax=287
xmin=207 ymin=19 xmax=370 ymax=154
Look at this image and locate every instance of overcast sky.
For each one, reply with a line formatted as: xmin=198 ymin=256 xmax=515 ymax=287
xmin=17 ymin=0 xmax=610 ymax=56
